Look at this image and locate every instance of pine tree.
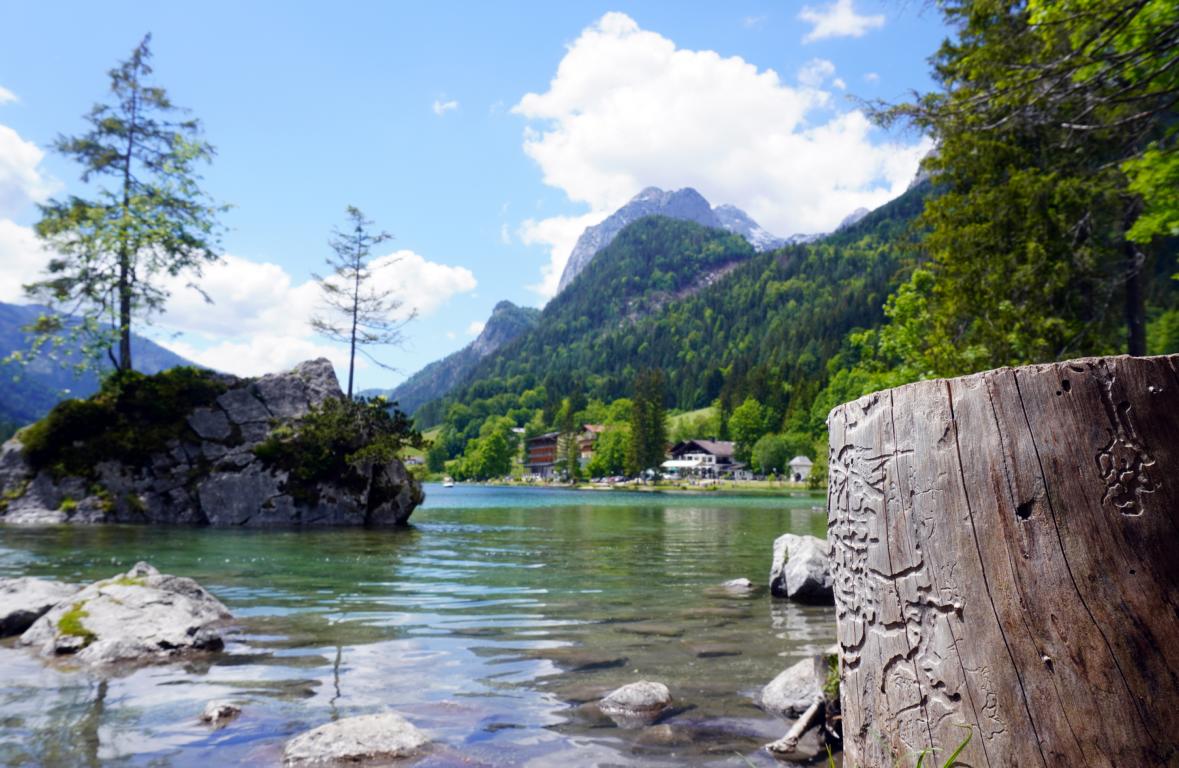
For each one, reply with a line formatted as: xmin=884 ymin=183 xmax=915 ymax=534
xmin=311 ymin=206 xmax=415 ymax=398
xmin=627 ymin=369 xmax=667 ymax=478
xmin=26 ymin=35 xmax=223 ymax=373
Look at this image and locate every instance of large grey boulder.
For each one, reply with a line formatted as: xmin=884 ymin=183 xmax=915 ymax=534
xmin=0 ymin=358 xmax=423 ymax=528
xmin=284 ymin=713 xmax=429 ymax=765
xmin=599 ymin=680 xmax=673 ymax=728
xmin=253 ymin=358 xmax=342 ymax=420
xmin=759 ymin=658 xmax=824 ymax=719
xmin=19 ymin=562 xmax=231 ymax=665
xmin=769 ymin=533 xmax=833 ymax=603
xmin=0 ymin=577 xmax=79 ymax=637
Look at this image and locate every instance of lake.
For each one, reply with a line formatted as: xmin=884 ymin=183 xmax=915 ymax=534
xmin=0 ymin=483 xmax=834 ymax=766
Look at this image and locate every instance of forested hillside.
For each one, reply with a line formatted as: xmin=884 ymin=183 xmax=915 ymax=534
xmin=0 ymin=302 xmax=196 ymax=437
xmin=417 ymin=183 xmax=928 ymax=468
xmin=363 ymin=301 xmax=540 ymax=414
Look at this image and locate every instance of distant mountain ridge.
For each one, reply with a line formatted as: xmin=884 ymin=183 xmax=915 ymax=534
xmin=362 ymin=300 xmax=540 ymax=414
xmin=0 ymin=302 xmax=197 ymax=429
xmin=556 ymin=187 xmax=788 ymax=294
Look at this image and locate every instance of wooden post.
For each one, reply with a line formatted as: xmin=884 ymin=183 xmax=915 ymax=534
xmin=827 ymin=355 xmax=1179 ymax=767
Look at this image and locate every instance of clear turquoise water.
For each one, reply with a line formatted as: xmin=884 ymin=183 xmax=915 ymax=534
xmin=0 ymin=484 xmax=834 ymax=766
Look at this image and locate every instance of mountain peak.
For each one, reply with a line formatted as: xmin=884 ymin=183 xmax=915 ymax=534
xmin=555 ymin=188 xmax=784 ymax=295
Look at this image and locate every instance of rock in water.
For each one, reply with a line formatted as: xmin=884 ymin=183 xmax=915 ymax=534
xmin=0 ymin=577 xmax=79 ymax=637
xmin=769 ymin=533 xmax=833 ymax=603
xmin=760 ymin=658 xmax=824 ymax=719
xmin=284 ymin=713 xmax=429 ymax=765
xmin=0 ymin=358 xmax=424 ymax=528
xmin=599 ymin=681 xmax=673 ymax=728
xmin=721 ymin=577 xmax=755 ymax=593
xmin=19 ymin=562 xmax=231 ymax=665
xmin=200 ymin=700 xmax=241 ymax=726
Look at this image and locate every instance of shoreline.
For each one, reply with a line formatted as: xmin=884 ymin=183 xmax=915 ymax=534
xmin=429 ymin=479 xmax=827 ymax=500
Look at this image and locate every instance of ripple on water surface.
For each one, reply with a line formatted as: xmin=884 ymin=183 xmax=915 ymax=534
xmin=0 ymin=484 xmax=834 ymax=766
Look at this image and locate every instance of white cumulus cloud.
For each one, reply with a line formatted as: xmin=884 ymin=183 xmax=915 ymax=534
xmin=432 ymin=97 xmax=459 ymax=116
xmin=466 ymin=320 xmax=485 ymax=336
xmin=0 ymin=123 xmax=57 ymax=217
xmin=512 ymin=12 xmax=929 ymax=299
xmin=799 ymin=0 xmax=885 ymax=43
xmin=798 ymin=58 xmax=837 ymax=88
xmin=517 ymin=211 xmax=608 ymax=299
xmin=156 ymin=250 xmax=476 ymax=378
xmin=0 ymin=86 xmax=17 ymax=105
xmin=0 ymin=219 xmax=47 ymax=302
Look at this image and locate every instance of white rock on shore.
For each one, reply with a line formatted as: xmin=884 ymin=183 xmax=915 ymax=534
xmin=759 ymin=658 xmax=824 ymax=719
xmin=19 ymin=561 xmax=231 ymax=665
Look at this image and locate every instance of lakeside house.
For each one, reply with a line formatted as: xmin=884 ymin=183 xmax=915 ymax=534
xmin=788 ymin=455 xmax=813 ymax=482
xmin=523 ymin=431 xmax=560 ymax=478
xmin=662 ymin=439 xmax=742 ymax=478
xmin=524 ymin=425 xmax=605 ymax=479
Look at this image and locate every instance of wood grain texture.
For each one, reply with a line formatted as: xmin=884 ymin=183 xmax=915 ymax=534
xmin=827 ymin=355 xmax=1179 ymax=767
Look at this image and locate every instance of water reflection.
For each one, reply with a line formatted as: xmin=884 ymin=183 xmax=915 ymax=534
xmin=0 ymin=486 xmax=833 ymax=766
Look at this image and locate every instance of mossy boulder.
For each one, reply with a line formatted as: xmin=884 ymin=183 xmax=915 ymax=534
xmin=19 ymin=562 xmax=231 ymax=665
xmin=0 ymin=359 xmax=423 ymax=527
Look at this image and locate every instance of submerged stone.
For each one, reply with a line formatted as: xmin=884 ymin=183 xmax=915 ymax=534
xmin=200 ymin=700 xmax=241 ymax=726
xmin=599 ymin=680 xmax=673 ymax=728
xmin=283 ymin=712 xmax=429 ymax=765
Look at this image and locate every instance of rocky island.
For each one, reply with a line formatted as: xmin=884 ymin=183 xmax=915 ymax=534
xmin=0 ymin=359 xmax=423 ymax=527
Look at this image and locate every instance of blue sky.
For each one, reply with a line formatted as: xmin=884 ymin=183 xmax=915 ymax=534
xmin=0 ymin=1 xmax=948 ymax=390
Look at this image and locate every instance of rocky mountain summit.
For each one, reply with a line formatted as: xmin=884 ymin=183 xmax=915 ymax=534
xmin=368 ymin=300 xmax=540 ymax=414
xmin=0 ymin=359 xmax=422 ymax=527
xmin=556 ymin=187 xmax=788 ymax=294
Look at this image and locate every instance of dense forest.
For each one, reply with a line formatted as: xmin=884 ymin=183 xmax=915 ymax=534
xmin=419 ymin=185 xmax=930 ymax=477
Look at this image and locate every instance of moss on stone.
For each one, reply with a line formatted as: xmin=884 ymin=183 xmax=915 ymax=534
xmin=0 ymin=479 xmax=30 ymax=511
xmin=107 ymin=575 xmax=147 ymax=588
xmin=19 ymin=367 xmax=233 ymax=480
xmin=58 ymin=497 xmax=77 ymax=513
xmin=58 ymin=601 xmax=96 ymax=645
xmin=822 ymin=652 xmax=841 ymax=701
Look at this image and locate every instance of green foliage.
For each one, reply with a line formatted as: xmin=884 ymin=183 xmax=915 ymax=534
xmin=449 ymin=416 xmax=516 ymax=481
xmin=627 ymin=369 xmax=668 ymax=477
xmin=751 ymin=433 xmax=811 ymax=476
xmin=425 ymin=439 xmax=450 ymax=473
xmin=822 ymin=653 xmax=840 ymax=701
xmin=58 ymin=497 xmax=77 ymax=513
xmin=310 ymin=207 xmax=407 ymax=398
xmin=872 ymin=0 xmax=1179 ymax=371
xmin=1148 ymin=309 xmax=1179 ymax=355
xmin=19 ymin=367 xmax=230 ymax=479
xmin=669 ymin=406 xmax=719 ymax=443
xmin=24 ymin=35 xmax=224 ymax=374
xmin=420 ymin=192 xmax=927 ymax=460
xmin=57 ymin=601 xmax=96 ymax=645
xmin=254 ymin=396 xmax=423 ymax=496
xmin=0 ymin=480 xmax=29 ymax=512
xmin=729 ymin=397 xmax=778 ymax=463
xmin=586 ymin=427 xmax=629 ymax=477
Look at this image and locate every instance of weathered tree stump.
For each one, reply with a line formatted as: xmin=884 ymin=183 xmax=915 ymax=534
xmin=827 ymin=355 xmax=1179 ymax=767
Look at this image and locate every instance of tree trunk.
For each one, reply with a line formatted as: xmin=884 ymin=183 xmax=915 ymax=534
xmin=827 ymin=354 xmax=1179 ymax=767
xmin=1125 ymin=242 xmax=1146 ymax=356
xmin=118 ymin=257 xmax=132 ymax=373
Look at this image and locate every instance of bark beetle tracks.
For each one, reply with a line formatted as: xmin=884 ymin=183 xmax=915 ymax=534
xmin=1093 ymin=363 xmax=1156 ymax=516
xmin=829 ymin=394 xmax=975 ymax=758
